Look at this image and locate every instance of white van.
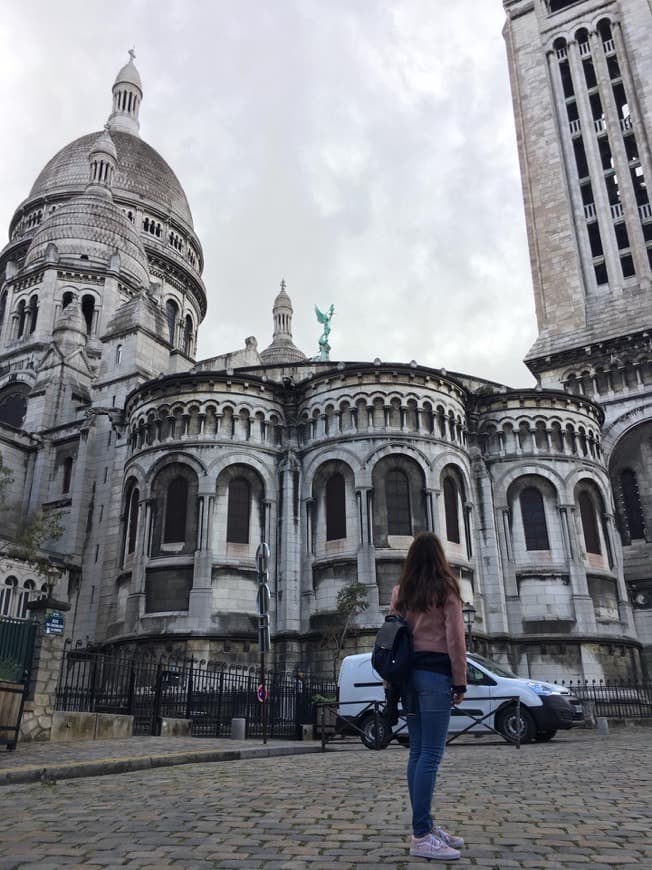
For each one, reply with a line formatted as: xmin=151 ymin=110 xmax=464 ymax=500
xmin=337 ymin=651 xmax=583 ymax=748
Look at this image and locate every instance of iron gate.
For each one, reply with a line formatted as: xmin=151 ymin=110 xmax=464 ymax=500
xmin=55 ymin=645 xmax=335 ymax=738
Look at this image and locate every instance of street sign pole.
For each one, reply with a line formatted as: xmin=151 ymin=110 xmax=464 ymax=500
xmin=256 ymin=542 xmax=271 ymax=745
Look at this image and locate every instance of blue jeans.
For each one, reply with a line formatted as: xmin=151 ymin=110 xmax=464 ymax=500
xmin=406 ymin=670 xmax=452 ymax=837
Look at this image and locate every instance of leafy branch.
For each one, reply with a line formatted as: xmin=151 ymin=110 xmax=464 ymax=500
xmin=319 ymin=582 xmax=369 ymax=680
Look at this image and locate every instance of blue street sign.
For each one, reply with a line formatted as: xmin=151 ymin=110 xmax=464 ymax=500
xmin=45 ymin=611 xmax=65 ymax=636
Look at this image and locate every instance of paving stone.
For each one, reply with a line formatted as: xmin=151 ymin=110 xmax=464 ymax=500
xmin=0 ymin=730 xmax=650 ymax=868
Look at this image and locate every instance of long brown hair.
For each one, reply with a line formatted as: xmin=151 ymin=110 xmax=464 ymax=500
xmin=395 ymin=532 xmax=461 ymax=613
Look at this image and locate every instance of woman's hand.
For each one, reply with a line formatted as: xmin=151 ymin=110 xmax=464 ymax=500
xmin=451 ymin=691 xmax=465 ymax=706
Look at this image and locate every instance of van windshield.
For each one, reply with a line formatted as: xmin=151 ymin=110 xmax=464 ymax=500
xmin=468 ymin=653 xmax=518 ymax=679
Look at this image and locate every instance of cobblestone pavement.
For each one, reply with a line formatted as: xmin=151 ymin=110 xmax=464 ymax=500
xmin=0 ymin=737 xmax=320 ymax=786
xmin=0 ymin=729 xmax=650 ymax=869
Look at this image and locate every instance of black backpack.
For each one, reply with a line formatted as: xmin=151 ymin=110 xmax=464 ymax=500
xmin=371 ymin=615 xmax=412 ymax=687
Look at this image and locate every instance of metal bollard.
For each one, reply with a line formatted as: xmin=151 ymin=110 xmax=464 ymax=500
xmin=231 ymin=717 xmax=246 ymax=740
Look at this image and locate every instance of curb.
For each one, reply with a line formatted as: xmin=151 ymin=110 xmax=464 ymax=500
xmin=0 ymin=743 xmax=324 ymax=787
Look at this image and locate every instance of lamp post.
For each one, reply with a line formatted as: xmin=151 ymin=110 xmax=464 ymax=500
xmin=256 ymin=542 xmax=271 ymax=745
xmin=46 ymin=564 xmax=60 ymax=601
xmin=462 ymin=602 xmax=476 ymax=652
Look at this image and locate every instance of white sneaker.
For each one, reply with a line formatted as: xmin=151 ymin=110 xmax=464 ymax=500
xmin=433 ymin=825 xmax=464 ymax=849
xmin=410 ymin=833 xmax=461 ymax=861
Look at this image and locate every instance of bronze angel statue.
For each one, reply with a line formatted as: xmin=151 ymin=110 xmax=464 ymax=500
xmin=314 ymin=304 xmax=335 ymax=360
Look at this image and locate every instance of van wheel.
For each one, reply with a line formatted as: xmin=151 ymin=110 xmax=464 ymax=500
xmin=535 ymin=730 xmax=557 ymax=742
xmin=359 ymin=713 xmax=390 ymax=749
xmin=496 ymin=706 xmax=536 ymax=744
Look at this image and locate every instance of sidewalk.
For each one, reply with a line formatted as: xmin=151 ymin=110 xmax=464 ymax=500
xmin=0 ymin=735 xmax=323 ymax=787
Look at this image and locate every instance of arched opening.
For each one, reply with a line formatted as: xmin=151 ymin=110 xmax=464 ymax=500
xmin=0 ymin=291 xmax=7 ymax=331
xmin=81 ymin=294 xmax=95 ymax=334
xmin=0 ymin=385 xmax=29 ymax=429
xmin=62 ymin=457 xmax=74 ymax=494
xmin=0 ymin=577 xmax=17 ymax=617
xmin=385 ymin=469 xmax=412 ymax=536
xmin=183 ymin=314 xmax=193 ymax=355
xmin=62 ymin=291 xmax=74 ymax=309
xmin=227 ymin=477 xmax=251 ymax=544
xmin=28 ymin=295 xmax=38 ymax=334
xmin=16 ymin=300 xmax=26 ymax=338
xmin=166 ymin=299 xmax=179 ymax=346
xmin=578 ymin=491 xmax=602 ymax=555
xmin=443 ymin=477 xmax=460 ymax=544
xmin=520 ymin=486 xmax=550 ymax=550
xmin=164 ymin=477 xmax=188 ymax=543
xmin=326 ymin=473 xmax=347 ymax=541
xmin=126 ymin=485 xmax=140 ymax=555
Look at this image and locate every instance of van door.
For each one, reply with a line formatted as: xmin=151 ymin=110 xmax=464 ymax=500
xmin=449 ymin=661 xmax=496 ymax=735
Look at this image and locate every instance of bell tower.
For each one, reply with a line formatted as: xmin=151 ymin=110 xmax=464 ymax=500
xmin=503 ymin=0 xmax=652 ymax=384
xmin=504 ymin=0 xmax=652 ymax=671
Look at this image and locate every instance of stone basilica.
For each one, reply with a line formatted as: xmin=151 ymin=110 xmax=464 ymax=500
xmin=1 ymin=0 xmax=651 ymax=682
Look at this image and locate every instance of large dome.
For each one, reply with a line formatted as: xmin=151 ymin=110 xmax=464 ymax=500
xmin=29 ymin=131 xmax=193 ymax=228
xmin=24 ymin=191 xmax=150 ymax=289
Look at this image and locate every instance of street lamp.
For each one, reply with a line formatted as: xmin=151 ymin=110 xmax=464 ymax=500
xmin=462 ymin=602 xmax=476 ymax=652
xmin=46 ymin=564 xmax=60 ymax=600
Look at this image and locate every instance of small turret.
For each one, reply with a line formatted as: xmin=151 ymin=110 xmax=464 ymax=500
xmin=272 ymin=280 xmax=293 ymax=339
xmin=107 ymin=49 xmax=142 ymax=136
xmin=52 ymin=299 xmax=88 ymax=355
xmin=260 ymin=280 xmax=307 ymax=365
xmin=86 ymin=127 xmax=117 ymax=196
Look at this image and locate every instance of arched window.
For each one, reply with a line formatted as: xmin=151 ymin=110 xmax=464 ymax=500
xmin=443 ymin=477 xmax=460 ymax=544
xmin=183 ymin=314 xmax=193 ymax=355
xmin=578 ymin=491 xmax=602 ymax=554
xmin=227 ymin=477 xmax=250 ymax=543
xmin=115 ymin=344 xmax=123 ymax=365
xmin=17 ymin=299 xmax=26 ymax=338
xmin=28 ymin=295 xmax=38 ymax=334
xmin=0 ymin=577 xmax=17 ymax=616
xmin=0 ymin=291 xmax=7 ymax=330
xmin=386 ymin=469 xmax=411 ymax=536
xmin=621 ymin=469 xmax=645 ymax=540
xmin=62 ymin=457 xmax=74 ymax=494
xmin=62 ymin=291 xmax=74 ymax=309
xmin=166 ymin=300 xmax=179 ymax=346
xmin=520 ymin=487 xmax=550 ymax=550
xmin=81 ymin=295 xmax=95 ymax=334
xmin=17 ymin=580 xmax=35 ymax=619
xmin=326 ymin=473 xmax=346 ymax=541
xmin=0 ymin=386 xmax=28 ymax=428
xmin=164 ymin=477 xmax=188 ymax=543
xmin=127 ymin=486 xmax=140 ymax=554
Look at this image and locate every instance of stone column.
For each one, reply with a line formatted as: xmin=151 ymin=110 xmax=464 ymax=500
xmin=189 ymin=493 xmax=215 ymax=623
xmin=355 ymin=486 xmax=378 ymax=614
xmin=20 ymin=598 xmax=71 ymax=742
xmin=562 ymin=503 xmax=596 ymax=632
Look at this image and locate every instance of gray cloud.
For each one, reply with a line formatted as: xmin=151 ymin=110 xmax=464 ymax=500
xmin=0 ymin=0 xmax=537 ymax=386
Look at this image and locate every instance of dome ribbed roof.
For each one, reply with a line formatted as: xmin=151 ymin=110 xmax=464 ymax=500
xmin=114 ymin=57 xmax=142 ymax=91
xmin=24 ymin=193 xmax=150 ymax=289
xmin=29 ymin=131 xmax=193 ymax=227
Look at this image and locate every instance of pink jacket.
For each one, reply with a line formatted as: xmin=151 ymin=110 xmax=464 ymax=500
xmin=390 ymin=584 xmax=467 ymax=688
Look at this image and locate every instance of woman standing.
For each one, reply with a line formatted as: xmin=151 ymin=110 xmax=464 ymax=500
xmin=390 ymin=532 xmax=467 ymax=861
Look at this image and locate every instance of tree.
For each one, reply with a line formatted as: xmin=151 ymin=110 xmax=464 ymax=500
xmin=320 ymin=582 xmax=369 ymax=680
xmin=0 ymin=451 xmax=64 ymax=575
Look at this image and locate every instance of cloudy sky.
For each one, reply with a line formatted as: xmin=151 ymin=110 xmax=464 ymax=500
xmin=0 ymin=0 xmax=538 ymax=387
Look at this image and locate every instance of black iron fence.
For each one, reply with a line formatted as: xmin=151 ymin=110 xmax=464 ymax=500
xmin=55 ymin=645 xmax=336 ymax=738
xmin=0 ymin=616 xmax=38 ymax=684
xmin=560 ymin=680 xmax=652 ymax=719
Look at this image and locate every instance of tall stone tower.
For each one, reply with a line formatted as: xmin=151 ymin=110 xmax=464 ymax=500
xmin=504 ymin=0 xmax=652 ymax=668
